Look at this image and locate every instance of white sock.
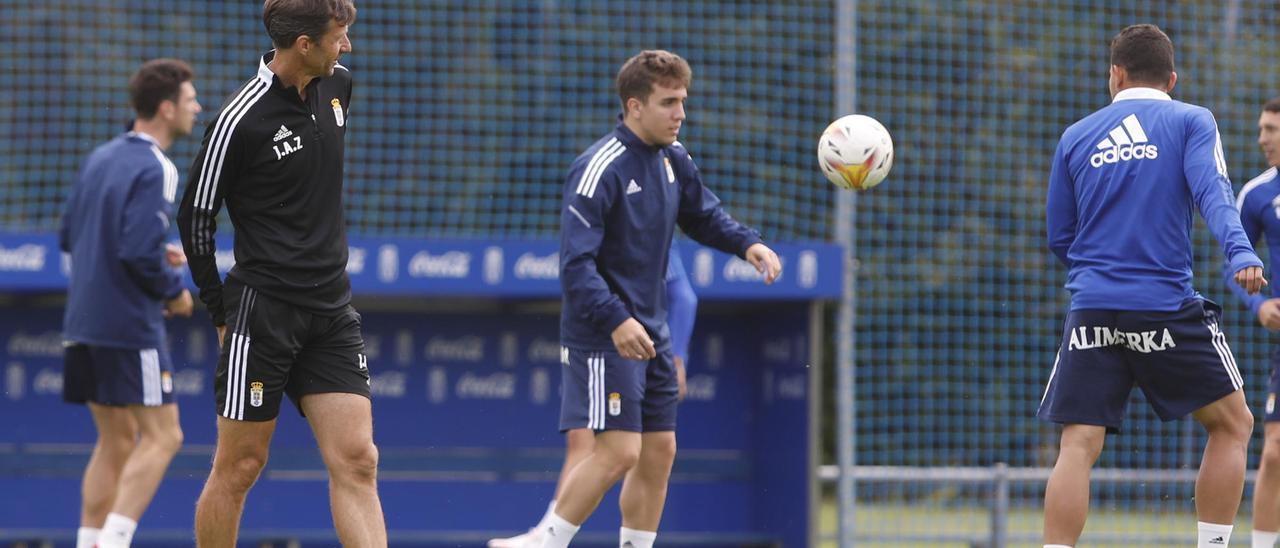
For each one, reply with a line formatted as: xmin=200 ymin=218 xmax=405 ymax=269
xmin=1199 ymin=521 xmax=1233 ymax=547
xmin=98 ymin=513 xmax=138 ymax=548
xmin=537 ymin=513 xmax=579 ymax=548
xmin=76 ymin=527 xmax=100 ymax=548
xmin=1255 ymin=529 xmax=1280 ymax=548
xmin=1044 ymin=545 xmax=1073 ymax=548
xmin=534 ymin=500 xmax=558 ymax=530
xmin=620 ymin=527 xmax=657 ymax=548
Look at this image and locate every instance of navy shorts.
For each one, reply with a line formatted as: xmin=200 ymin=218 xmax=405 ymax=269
xmin=63 ymin=343 xmax=175 ymax=406
xmin=559 ymin=346 xmax=679 ymax=433
xmin=1265 ymin=346 xmax=1280 ymax=422
xmin=216 ymin=277 xmax=370 ymax=422
xmin=1038 ymin=299 xmax=1243 ymax=430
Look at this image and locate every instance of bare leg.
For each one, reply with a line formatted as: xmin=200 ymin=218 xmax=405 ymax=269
xmin=618 ymin=431 xmax=677 ymax=531
xmin=489 ymin=429 xmax=597 ymax=547
xmin=1043 ymin=424 xmax=1105 ymax=545
xmin=552 ymin=430 xmax=642 ymax=524
xmin=302 ymin=392 xmax=386 ymax=548
xmin=194 ymin=416 xmax=275 ymax=548
xmin=1254 ymin=422 xmax=1280 ymax=533
xmin=109 ymin=403 xmax=183 ymax=519
xmin=81 ymin=404 xmax=138 ymax=528
xmin=553 ymin=429 xmax=595 ymax=500
xmin=1191 ymin=390 xmax=1253 ymax=525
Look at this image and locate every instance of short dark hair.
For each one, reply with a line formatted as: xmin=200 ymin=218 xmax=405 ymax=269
xmin=616 ymin=50 xmax=692 ymax=113
xmin=128 ymin=59 xmax=194 ymax=120
xmin=1109 ymin=24 xmax=1174 ymax=85
xmin=263 ymin=0 xmax=356 ymax=49
xmin=1265 ymin=97 xmax=1280 ymax=114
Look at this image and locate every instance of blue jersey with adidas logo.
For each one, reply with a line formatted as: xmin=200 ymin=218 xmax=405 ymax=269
xmin=1227 ymin=167 xmax=1280 ymax=314
xmin=1046 ymin=87 xmax=1261 ymax=311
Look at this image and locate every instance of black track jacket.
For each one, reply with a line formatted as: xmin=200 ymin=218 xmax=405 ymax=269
xmin=178 ymin=51 xmax=353 ymax=326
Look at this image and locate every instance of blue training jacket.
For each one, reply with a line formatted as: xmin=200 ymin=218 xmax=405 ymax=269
xmin=1228 ymin=167 xmax=1280 ymax=314
xmin=1046 ymin=87 xmax=1261 ymax=311
xmin=61 ymin=132 xmax=185 ymax=349
xmin=560 ymin=119 xmax=761 ymax=352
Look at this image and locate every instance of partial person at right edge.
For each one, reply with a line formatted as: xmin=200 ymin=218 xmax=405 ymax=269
xmin=1226 ymin=97 xmax=1280 ymax=548
xmin=61 ymin=59 xmax=200 ymax=548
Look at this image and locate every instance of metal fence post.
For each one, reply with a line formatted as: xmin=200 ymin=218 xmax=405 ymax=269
xmin=990 ymin=462 xmax=1009 ymax=548
xmin=834 ymin=0 xmax=859 ymax=547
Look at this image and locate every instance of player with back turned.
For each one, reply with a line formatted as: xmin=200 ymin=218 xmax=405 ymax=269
xmin=1039 ymin=24 xmax=1265 ymax=548
xmin=60 ymin=58 xmax=200 ymax=548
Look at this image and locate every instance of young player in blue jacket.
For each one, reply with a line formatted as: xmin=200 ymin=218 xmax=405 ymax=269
xmin=542 ymin=50 xmax=781 ymax=548
xmin=490 ymin=244 xmax=697 ymax=548
xmin=1039 ymin=24 xmax=1265 ymax=548
xmin=1227 ymin=97 xmax=1280 ymax=548
xmin=60 ymin=59 xmax=201 ymax=548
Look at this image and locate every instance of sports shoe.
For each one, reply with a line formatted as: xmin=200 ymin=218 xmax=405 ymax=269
xmin=488 ymin=527 xmax=542 ymax=548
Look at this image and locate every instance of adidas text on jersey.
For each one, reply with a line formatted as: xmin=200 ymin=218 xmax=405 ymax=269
xmin=1089 ymin=114 xmax=1159 ymax=168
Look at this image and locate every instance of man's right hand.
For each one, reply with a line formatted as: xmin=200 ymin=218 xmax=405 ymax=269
xmin=1236 ymin=265 xmax=1268 ymax=295
xmin=611 ymin=318 xmax=656 ymax=361
xmin=164 ymin=289 xmax=194 ymax=318
xmin=1259 ymin=298 xmax=1280 ymax=330
xmin=216 ymin=325 xmax=227 ymax=349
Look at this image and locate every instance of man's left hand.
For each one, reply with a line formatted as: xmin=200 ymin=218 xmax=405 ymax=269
xmin=745 ymin=243 xmax=782 ymax=285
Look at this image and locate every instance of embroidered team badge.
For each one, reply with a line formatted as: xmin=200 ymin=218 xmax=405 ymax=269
xmin=332 ymin=98 xmax=345 ymax=127
xmin=608 ymin=392 xmax=622 ymax=416
xmin=250 ymin=381 xmax=264 ymax=408
xmin=161 ymin=372 xmax=173 ymax=394
xmin=664 ymin=157 xmax=676 ymax=183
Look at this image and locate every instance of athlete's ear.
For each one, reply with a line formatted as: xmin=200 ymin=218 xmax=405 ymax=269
xmin=294 ymin=33 xmax=311 ymax=54
xmin=1108 ymin=64 xmax=1124 ymax=98
xmin=1109 ymin=65 xmax=1124 ymax=85
xmin=1166 ymin=71 xmax=1177 ymax=93
xmin=156 ymin=98 xmax=176 ymax=123
xmin=626 ymin=97 xmax=642 ymax=118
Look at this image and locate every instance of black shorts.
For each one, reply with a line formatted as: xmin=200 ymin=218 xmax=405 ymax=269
xmin=216 ymin=277 xmax=370 ymax=421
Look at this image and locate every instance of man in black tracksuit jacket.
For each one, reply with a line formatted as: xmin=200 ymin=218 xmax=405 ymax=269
xmin=180 ymin=52 xmax=353 ymax=334
xmin=177 ymin=1 xmax=386 ymax=546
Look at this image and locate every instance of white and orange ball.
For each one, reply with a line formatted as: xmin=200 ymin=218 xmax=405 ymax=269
xmin=817 ymin=114 xmax=894 ymax=191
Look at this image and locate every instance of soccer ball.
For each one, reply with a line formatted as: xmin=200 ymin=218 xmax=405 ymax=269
xmin=817 ymin=114 xmax=894 ymax=191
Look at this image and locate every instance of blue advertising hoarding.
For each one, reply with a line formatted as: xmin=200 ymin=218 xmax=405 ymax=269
xmin=0 ymin=232 xmax=841 ymax=300
xmin=0 ymin=303 xmax=815 ymax=546
xmin=0 ymin=231 xmax=830 ymax=546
